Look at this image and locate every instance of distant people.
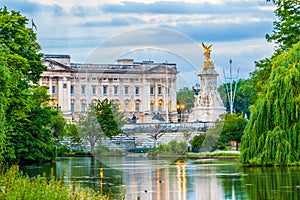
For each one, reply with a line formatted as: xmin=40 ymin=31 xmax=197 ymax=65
xmin=132 ymin=114 xmax=137 ymax=123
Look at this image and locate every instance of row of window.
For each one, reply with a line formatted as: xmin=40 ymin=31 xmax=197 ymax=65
xmin=71 ymin=102 xmax=164 ymax=113
xmin=70 ymin=86 xmax=139 ymax=95
xmin=52 ymin=85 xmax=167 ymax=96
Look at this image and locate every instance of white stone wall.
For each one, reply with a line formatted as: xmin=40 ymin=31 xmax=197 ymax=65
xmin=41 ymin=55 xmax=178 ymax=123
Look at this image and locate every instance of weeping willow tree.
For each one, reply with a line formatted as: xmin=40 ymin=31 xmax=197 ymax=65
xmin=240 ymin=42 xmax=300 ymax=165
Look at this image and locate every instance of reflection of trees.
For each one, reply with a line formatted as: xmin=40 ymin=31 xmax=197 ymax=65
xmin=55 ymin=157 xmax=126 ymax=199
xmin=242 ymin=167 xmax=300 ymax=200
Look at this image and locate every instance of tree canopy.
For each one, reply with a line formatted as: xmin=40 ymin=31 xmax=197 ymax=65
xmin=95 ymin=99 xmax=124 ymax=138
xmin=240 ymin=42 xmax=300 ymax=165
xmin=176 ymin=87 xmax=195 ymax=111
xmin=251 ymin=1 xmax=300 ymax=92
xmin=77 ymin=105 xmax=104 ymax=152
xmin=0 ymin=7 xmax=64 ymax=163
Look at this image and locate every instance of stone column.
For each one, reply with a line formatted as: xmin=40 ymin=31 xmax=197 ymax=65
xmin=48 ymin=76 xmax=52 ymax=95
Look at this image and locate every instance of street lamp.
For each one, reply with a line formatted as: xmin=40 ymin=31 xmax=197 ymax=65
xmin=177 ymin=104 xmax=185 ymax=123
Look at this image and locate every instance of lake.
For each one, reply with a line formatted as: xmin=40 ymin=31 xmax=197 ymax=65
xmin=20 ymin=156 xmax=300 ymax=200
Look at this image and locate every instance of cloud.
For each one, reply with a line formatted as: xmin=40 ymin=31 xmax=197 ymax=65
xmin=101 ymin=1 xmax=272 ymax=15
xmin=0 ymin=0 xmax=64 ymax=15
xmin=165 ymin=20 xmax=273 ymax=42
xmin=81 ymin=17 xmax=145 ymax=27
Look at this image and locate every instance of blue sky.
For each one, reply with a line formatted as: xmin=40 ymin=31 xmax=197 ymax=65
xmin=1 ymin=0 xmax=277 ymax=88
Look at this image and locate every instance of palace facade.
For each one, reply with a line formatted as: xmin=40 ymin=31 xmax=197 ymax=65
xmin=40 ymin=55 xmax=179 ymax=123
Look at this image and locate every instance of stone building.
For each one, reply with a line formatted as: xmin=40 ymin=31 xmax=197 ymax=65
xmin=40 ymin=55 xmax=179 ymax=123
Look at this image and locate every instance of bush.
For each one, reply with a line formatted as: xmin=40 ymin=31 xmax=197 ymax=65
xmin=0 ymin=165 xmax=108 ymax=200
xmin=148 ymin=140 xmax=188 ymax=157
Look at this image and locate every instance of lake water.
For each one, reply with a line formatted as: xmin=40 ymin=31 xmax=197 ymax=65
xmin=20 ymin=156 xmax=300 ymax=200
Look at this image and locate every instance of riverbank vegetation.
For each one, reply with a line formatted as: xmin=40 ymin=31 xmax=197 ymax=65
xmin=0 ymin=165 xmax=108 ymax=200
xmin=240 ymin=1 xmax=300 ymax=165
xmin=0 ymin=7 xmax=66 ymax=164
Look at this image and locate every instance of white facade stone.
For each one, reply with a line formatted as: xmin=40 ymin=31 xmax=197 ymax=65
xmin=41 ymin=55 xmax=179 ymax=123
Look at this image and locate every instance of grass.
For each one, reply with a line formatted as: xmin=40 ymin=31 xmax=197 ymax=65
xmin=186 ymin=150 xmax=240 ymax=159
xmin=0 ymin=165 xmax=108 ymax=200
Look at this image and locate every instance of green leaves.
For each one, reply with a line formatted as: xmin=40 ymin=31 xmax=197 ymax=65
xmin=240 ymin=42 xmax=300 ymax=165
xmin=95 ymin=99 xmax=124 ymax=138
xmin=0 ymin=8 xmax=61 ymax=163
xmin=176 ymin=87 xmax=195 ymax=111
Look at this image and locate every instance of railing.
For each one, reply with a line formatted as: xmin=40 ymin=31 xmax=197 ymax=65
xmin=122 ymin=122 xmax=215 ymax=133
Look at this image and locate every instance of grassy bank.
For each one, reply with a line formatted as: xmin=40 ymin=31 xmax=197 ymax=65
xmin=186 ymin=150 xmax=240 ymax=159
xmin=0 ymin=165 xmax=108 ymax=200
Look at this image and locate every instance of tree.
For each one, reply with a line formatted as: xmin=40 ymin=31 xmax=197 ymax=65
xmin=266 ymin=0 xmax=300 ymax=55
xmin=77 ymin=105 xmax=104 ymax=152
xmin=219 ymin=79 xmax=256 ymax=117
xmin=176 ymin=87 xmax=195 ymax=111
xmin=251 ymin=1 xmax=300 ymax=91
xmin=0 ymin=7 xmax=60 ymax=163
xmin=218 ymin=113 xmax=248 ymax=151
xmin=95 ymin=99 xmax=124 ymax=138
xmin=190 ymin=134 xmax=206 ymax=151
xmin=240 ymin=42 xmax=300 ymax=165
xmin=148 ymin=123 xmax=165 ymax=148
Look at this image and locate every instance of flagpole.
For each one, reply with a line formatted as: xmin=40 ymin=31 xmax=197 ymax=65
xmin=165 ymin=61 xmax=169 ymax=123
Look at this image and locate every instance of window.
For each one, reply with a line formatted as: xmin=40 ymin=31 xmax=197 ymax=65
xmin=125 ymin=102 xmax=129 ymax=110
xmin=114 ymin=86 xmax=118 ymax=95
xmin=158 ymin=104 xmax=162 ymax=112
xmin=81 ymin=103 xmax=86 ymax=112
xmin=92 ymin=77 xmax=96 ymax=80
xmin=103 ymin=86 xmax=107 ymax=94
xmin=158 ymin=87 xmax=162 ymax=95
xmin=81 ymin=86 xmax=85 ymax=94
xmin=52 ymin=86 xmax=56 ymax=94
xmin=135 ymin=102 xmax=140 ymax=111
xmin=150 ymin=103 xmax=154 ymax=113
xmin=124 ymin=86 xmax=129 ymax=95
xmin=71 ymin=103 xmax=74 ymax=112
xmin=92 ymin=86 xmax=96 ymax=95
xmin=135 ymin=87 xmax=139 ymax=95
xmin=70 ymin=86 xmax=74 ymax=94
xmin=63 ymin=84 xmax=67 ymax=88
xmin=150 ymin=87 xmax=154 ymax=95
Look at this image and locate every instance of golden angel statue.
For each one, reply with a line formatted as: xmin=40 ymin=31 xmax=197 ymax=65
xmin=202 ymin=42 xmax=212 ymax=60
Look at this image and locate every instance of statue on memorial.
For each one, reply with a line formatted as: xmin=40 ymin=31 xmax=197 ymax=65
xmin=202 ymin=42 xmax=212 ymax=60
xmin=201 ymin=42 xmax=214 ymax=71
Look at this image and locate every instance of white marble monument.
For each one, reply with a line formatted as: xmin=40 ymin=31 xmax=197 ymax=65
xmin=188 ymin=43 xmax=226 ymax=122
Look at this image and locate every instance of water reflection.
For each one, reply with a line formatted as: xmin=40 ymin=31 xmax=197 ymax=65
xmin=242 ymin=167 xmax=300 ymax=200
xmin=20 ymin=157 xmax=300 ymax=200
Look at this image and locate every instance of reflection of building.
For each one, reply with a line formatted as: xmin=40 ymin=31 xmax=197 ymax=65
xmin=40 ymin=55 xmax=178 ymax=123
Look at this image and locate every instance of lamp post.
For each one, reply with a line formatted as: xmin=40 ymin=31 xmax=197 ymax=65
xmin=177 ymin=104 xmax=185 ymax=123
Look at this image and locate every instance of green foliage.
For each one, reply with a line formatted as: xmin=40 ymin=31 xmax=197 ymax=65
xmin=0 ymin=8 xmax=64 ymax=163
xmin=240 ymin=42 xmax=300 ymax=165
xmin=0 ymin=7 xmax=45 ymax=83
xmin=176 ymin=87 xmax=194 ymax=111
xmin=218 ymin=113 xmax=248 ymax=150
xmin=148 ymin=140 xmax=188 ymax=157
xmin=265 ymin=1 xmax=300 ymax=55
xmin=190 ymin=134 xmax=206 ymax=149
xmin=0 ymin=165 xmax=108 ymax=200
xmin=95 ymin=99 xmax=124 ymax=138
xmin=219 ymin=79 xmax=256 ymax=117
xmin=95 ymin=146 xmax=124 ymax=156
xmin=65 ymin=124 xmax=81 ymax=145
xmin=77 ymin=105 xmax=104 ymax=151
xmin=199 ymin=150 xmax=240 ymax=158
xmin=251 ymin=1 xmax=300 ymax=92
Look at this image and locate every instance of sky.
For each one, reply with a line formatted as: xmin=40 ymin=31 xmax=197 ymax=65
xmin=1 ymin=0 xmax=277 ymax=88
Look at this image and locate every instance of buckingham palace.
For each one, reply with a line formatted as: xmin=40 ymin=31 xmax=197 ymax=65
xmin=40 ymin=54 xmax=179 ymax=123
